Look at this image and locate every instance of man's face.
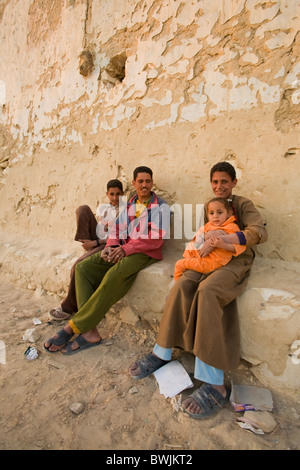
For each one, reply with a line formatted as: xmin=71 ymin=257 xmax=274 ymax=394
xmin=106 ymin=187 xmax=123 ymax=207
xmin=132 ymin=172 xmax=153 ymax=202
xmin=211 ymin=171 xmax=237 ymax=199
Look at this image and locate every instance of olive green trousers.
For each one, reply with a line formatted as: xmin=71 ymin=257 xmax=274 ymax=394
xmin=70 ymin=251 xmax=158 ymax=333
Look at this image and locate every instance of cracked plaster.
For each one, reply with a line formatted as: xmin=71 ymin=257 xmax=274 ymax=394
xmin=0 ymin=0 xmax=299 ymax=264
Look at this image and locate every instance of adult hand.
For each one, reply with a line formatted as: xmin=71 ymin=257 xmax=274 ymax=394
xmin=204 ymin=230 xmax=226 ymax=240
xmin=107 ymin=246 xmax=126 ymax=264
xmin=101 ymin=246 xmax=112 ymax=261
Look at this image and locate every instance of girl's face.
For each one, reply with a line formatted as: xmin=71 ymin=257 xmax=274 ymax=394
xmin=207 ymin=201 xmax=231 ymax=226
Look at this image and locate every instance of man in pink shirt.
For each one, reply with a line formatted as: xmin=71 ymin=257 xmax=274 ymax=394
xmin=44 ymin=166 xmax=169 ymax=355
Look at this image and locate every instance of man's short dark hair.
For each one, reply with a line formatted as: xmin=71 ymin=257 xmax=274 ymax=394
xmin=106 ymin=179 xmax=123 ymax=192
xmin=133 ymin=166 xmax=153 ymax=180
xmin=210 ymin=161 xmax=236 ymax=181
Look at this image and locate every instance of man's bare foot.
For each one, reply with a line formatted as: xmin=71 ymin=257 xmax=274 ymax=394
xmin=129 ymin=352 xmax=169 ymax=379
xmin=182 ymin=383 xmax=229 ymax=419
xmin=61 ymin=328 xmax=101 ymax=354
xmin=44 ymin=325 xmax=74 ymax=352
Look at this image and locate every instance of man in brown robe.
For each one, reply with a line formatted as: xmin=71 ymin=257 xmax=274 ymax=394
xmin=129 ymin=161 xmax=267 ymax=420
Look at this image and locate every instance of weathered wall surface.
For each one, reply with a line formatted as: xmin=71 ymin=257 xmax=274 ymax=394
xmin=0 ymin=0 xmax=300 ymax=259
xmin=0 ymin=1 xmax=300 ymax=390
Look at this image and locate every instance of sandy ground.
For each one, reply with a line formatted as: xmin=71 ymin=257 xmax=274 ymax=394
xmin=0 ymin=276 xmax=299 ymax=452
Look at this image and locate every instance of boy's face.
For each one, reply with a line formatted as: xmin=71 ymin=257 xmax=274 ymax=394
xmin=106 ymin=187 xmax=123 ymax=206
xmin=211 ymin=171 xmax=237 ymax=199
xmin=132 ymin=172 xmax=153 ymax=202
xmin=207 ymin=200 xmax=231 ymax=226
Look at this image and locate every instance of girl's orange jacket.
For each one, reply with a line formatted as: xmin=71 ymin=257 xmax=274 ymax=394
xmin=174 ymin=215 xmax=246 ymax=280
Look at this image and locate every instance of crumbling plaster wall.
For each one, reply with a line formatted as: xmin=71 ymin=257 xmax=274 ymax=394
xmin=0 ymin=0 xmax=299 ymax=258
xmin=0 ymin=0 xmax=300 ymax=391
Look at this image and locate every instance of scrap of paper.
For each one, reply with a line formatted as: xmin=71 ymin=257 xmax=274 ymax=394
xmin=153 ymin=360 xmax=194 ymax=398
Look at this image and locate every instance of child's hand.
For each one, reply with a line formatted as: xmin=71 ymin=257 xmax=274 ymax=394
xmin=209 ymin=236 xmax=225 ymax=249
xmin=198 ymin=239 xmax=214 ymax=257
xmin=79 ymin=239 xmax=97 ymax=251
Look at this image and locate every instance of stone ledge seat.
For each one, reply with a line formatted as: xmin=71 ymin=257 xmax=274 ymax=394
xmin=0 ymin=231 xmax=299 ymax=392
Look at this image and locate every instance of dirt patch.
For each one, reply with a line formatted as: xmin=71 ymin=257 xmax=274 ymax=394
xmin=0 ymin=277 xmax=299 ymax=450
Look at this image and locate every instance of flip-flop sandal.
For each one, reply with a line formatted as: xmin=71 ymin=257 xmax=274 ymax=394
xmin=129 ymin=352 xmax=169 ymax=379
xmin=61 ymin=335 xmax=102 ymax=355
xmin=44 ymin=328 xmax=74 ymax=353
xmin=49 ymin=307 xmax=72 ymax=321
xmin=183 ymin=383 xmax=230 ymax=420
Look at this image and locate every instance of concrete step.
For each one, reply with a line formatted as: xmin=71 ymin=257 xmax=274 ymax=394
xmin=0 ymin=231 xmax=299 ymax=392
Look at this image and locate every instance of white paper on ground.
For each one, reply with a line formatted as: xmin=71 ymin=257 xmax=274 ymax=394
xmin=153 ymin=360 xmax=194 ymax=398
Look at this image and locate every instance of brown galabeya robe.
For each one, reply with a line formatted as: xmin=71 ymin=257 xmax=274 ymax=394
xmin=156 ymin=195 xmax=268 ymax=371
